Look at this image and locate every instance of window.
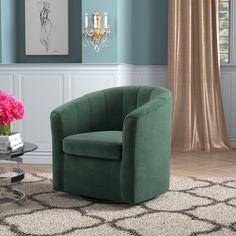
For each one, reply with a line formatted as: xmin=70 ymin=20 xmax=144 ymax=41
xmin=219 ymin=0 xmax=231 ymax=64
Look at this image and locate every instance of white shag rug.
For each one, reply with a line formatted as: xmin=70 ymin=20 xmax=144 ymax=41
xmin=0 ymin=174 xmax=236 ymax=236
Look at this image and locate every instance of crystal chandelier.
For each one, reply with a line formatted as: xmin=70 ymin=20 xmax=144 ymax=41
xmin=82 ymin=11 xmax=111 ymax=53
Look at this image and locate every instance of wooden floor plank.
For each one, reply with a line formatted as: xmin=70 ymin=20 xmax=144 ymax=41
xmin=1 ymin=150 xmax=236 ymax=177
xmin=171 ymin=150 xmax=236 ymax=177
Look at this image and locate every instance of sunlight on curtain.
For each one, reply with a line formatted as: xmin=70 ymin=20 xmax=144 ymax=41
xmin=168 ymin=0 xmax=231 ymax=152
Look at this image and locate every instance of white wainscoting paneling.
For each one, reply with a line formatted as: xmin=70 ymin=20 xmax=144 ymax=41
xmin=0 ymin=64 xmax=120 ymax=163
xmin=0 ymin=64 xmax=235 ymax=163
xmin=221 ymin=66 xmax=236 ymax=147
xmin=17 ymin=73 xmax=64 ymax=163
xmin=0 ymin=74 xmax=14 ymax=93
xmin=220 ymin=73 xmax=232 ymax=134
xmin=70 ymin=73 xmax=117 ymax=99
xmin=118 ymin=65 xmax=167 ymax=87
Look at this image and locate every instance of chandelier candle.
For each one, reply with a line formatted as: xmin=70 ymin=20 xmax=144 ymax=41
xmin=104 ymin=13 xmax=108 ymax=29
xmin=94 ymin=13 xmax=97 ymax=28
xmin=84 ymin=13 xmax=88 ymax=28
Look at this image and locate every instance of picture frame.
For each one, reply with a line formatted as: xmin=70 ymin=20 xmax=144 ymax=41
xmin=25 ymin=0 xmax=69 ymax=55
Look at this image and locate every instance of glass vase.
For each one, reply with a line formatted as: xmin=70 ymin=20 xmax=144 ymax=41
xmin=0 ymin=124 xmax=11 ymax=134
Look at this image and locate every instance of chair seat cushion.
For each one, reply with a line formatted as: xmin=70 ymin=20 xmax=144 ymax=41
xmin=63 ymin=131 xmax=122 ymax=160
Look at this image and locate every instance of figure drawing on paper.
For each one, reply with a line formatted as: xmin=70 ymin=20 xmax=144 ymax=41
xmin=38 ymin=2 xmax=52 ymax=52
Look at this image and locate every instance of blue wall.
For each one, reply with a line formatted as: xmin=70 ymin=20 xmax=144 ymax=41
xmin=118 ymin=0 xmax=133 ymax=64
xmin=82 ymin=0 xmax=118 ymax=64
xmin=0 ymin=0 xmax=17 ymax=63
xmin=82 ymin=0 xmax=168 ymax=65
xmin=133 ymin=0 xmax=168 ymax=65
xmin=17 ymin=0 xmax=82 ymax=63
xmin=118 ymin=0 xmax=168 ymax=65
xmin=0 ymin=0 xmax=168 ymax=65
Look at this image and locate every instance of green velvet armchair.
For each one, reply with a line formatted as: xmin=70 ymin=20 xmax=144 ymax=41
xmin=50 ymin=86 xmax=172 ymax=204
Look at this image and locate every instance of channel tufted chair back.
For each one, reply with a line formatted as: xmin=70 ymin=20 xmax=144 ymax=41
xmin=50 ymin=86 xmax=172 ymax=204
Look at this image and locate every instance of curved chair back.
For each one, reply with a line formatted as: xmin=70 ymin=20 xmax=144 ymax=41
xmin=83 ymin=86 xmax=170 ymax=131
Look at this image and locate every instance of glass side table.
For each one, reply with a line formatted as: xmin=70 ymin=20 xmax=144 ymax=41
xmin=0 ymin=142 xmax=38 ymax=206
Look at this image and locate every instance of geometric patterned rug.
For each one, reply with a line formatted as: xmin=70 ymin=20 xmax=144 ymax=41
xmin=0 ymin=174 xmax=236 ymax=236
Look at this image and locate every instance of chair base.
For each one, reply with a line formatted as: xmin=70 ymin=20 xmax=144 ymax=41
xmin=79 ymin=194 xmax=157 ymax=205
xmin=80 ymin=195 xmax=126 ymax=204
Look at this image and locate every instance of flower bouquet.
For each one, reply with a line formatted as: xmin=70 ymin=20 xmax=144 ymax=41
xmin=0 ymin=90 xmax=24 ymax=134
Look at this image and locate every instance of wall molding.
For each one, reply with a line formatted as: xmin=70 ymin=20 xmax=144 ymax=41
xmin=221 ymin=65 xmax=236 ymax=72
xmin=0 ymin=64 xmax=235 ymax=164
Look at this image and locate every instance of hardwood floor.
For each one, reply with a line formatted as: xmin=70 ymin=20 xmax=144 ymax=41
xmin=1 ymin=150 xmax=236 ymax=177
xmin=171 ymin=150 xmax=236 ymax=177
xmin=1 ymin=164 xmax=52 ymax=173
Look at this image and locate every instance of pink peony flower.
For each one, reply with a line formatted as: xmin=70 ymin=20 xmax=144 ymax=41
xmin=0 ymin=90 xmax=24 ymax=125
xmin=11 ymin=101 xmax=24 ymax=120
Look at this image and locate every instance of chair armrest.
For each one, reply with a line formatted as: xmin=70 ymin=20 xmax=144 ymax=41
xmin=50 ymin=96 xmax=91 ymax=138
xmin=121 ymin=94 xmax=172 ymax=204
xmin=50 ymin=96 xmax=90 ymax=190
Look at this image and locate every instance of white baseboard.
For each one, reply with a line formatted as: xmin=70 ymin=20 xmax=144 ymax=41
xmin=230 ymin=138 xmax=236 ymax=149
xmin=1 ymin=152 xmax=52 ymax=164
xmin=22 ymin=152 xmax=52 ymax=164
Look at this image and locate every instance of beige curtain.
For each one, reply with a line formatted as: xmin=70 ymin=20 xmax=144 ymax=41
xmin=168 ymin=0 xmax=231 ymax=152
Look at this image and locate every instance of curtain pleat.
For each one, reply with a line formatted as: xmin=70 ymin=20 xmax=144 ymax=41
xmin=168 ymin=0 xmax=231 ymax=151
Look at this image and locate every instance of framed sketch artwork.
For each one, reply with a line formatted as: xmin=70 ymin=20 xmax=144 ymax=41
xmin=25 ymin=0 xmax=69 ymax=55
